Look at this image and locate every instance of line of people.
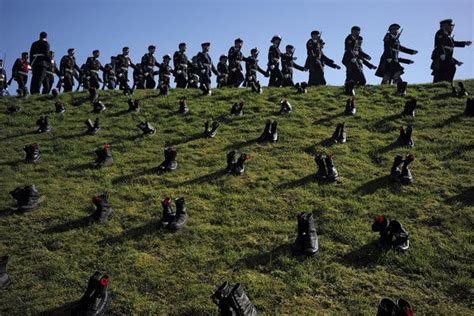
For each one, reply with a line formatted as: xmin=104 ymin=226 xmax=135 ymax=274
xmin=0 ymin=19 xmax=471 ymax=97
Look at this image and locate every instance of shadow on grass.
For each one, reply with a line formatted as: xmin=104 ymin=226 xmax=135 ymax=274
xmin=431 ymin=92 xmax=455 ymax=101
xmin=0 ymin=159 xmax=23 ymax=167
xmin=172 ymin=169 xmax=227 ymax=187
xmin=101 ymin=219 xmax=164 ymax=244
xmin=234 ymin=244 xmax=295 ymax=270
xmin=112 ymin=166 xmax=162 ymax=185
xmin=43 ymin=217 xmax=91 ymax=234
xmin=445 ymin=187 xmax=474 ymax=206
xmin=354 ymin=175 xmax=400 ymax=195
xmin=434 ymin=113 xmax=465 ymax=128
xmin=443 ymin=143 xmax=474 ymax=160
xmin=109 ymin=109 xmax=132 ymax=117
xmin=170 ymin=308 xmax=213 ymax=316
xmin=224 ymin=138 xmax=260 ymax=151
xmin=312 ymin=111 xmax=345 ymax=126
xmin=370 ymin=113 xmax=402 ymax=132
xmin=340 ymin=240 xmax=384 ymax=268
xmin=39 ymin=301 xmax=76 ymax=316
xmin=368 ymin=141 xmax=400 ymax=164
xmin=166 ymin=132 xmax=203 ymax=147
xmin=276 ymin=174 xmax=319 ymax=190
xmin=64 ymin=162 xmax=93 ymax=172
xmin=0 ymin=130 xmax=38 ymax=141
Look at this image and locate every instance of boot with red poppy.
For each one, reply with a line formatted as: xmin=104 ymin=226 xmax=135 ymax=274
xmin=90 ymin=192 xmax=113 ymax=223
xmin=10 ymin=185 xmax=44 ymax=212
xmin=178 ymin=97 xmax=189 ymax=114
xmin=169 ymin=197 xmax=188 ymax=230
xmin=73 ymin=271 xmax=110 ymax=316
xmin=24 ymin=143 xmax=41 ymax=163
xmin=400 ymin=154 xmax=414 ymax=185
xmin=372 ymin=214 xmax=390 ymax=247
xmin=36 ymin=115 xmax=52 ymax=133
xmin=161 ymin=196 xmax=175 ymax=227
xmin=232 ymin=153 xmax=250 ymax=176
xmin=0 ymin=255 xmax=11 ymax=290
xmin=376 ymin=298 xmax=398 ymax=316
xmin=92 ymin=144 xmax=113 ymax=168
xmin=396 ymin=298 xmax=414 ymax=316
xmin=158 ymin=147 xmax=178 ymax=171
xmin=128 ymin=99 xmax=140 ymax=112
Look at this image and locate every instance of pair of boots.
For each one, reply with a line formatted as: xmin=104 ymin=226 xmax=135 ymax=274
xmin=204 ymin=121 xmax=220 ymax=138
xmin=464 ymin=98 xmax=474 ymax=116
xmin=93 ymin=144 xmax=113 ymax=168
xmin=55 ymin=101 xmax=66 ymax=113
xmin=137 ymin=122 xmax=156 ymax=136
xmin=10 ymin=185 xmax=44 ymax=212
xmin=452 ymin=82 xmax=468 ymax=97
xmin=258 ymin=120 xmax=278 ymax=142
xmin=396 ymin=81 xmax=408 ymax=96
xmin=344 ymin=80 xmax=355 ymax=96
xmin=72 ymin=271 xmax=110 ymax=316
xmin=161 ymin=196 xmax=188 ymax=230
xmin=401 ymin=98 xmax=416 ymax=117
xmin=85 ymin=118 xmax=101 ymax=135
xmin=24 ymin=143 xmax=41 ymax=163
xmin=36 ymin=116 xmax=52 ymax=133
xmin=345 ymin=97 xmax=356 ymax=115
xmin=315 ymin=153 xmax=339 ymax=182
xmin=158 ymin=147 xmax=178 ymax=171
xmin=292 ymin=212 xmax=319 ymax=256
xmin=231 ymin=102 xmax=244 ymax=116
xmin=201 ymin=84 xmax=212 ymax=96
xmin=372 ymin=215 xmax=410 ymax=251
xmin=90 ymin=192 xmax=114 ymax=223
xmin=178 ymin=97 xmax=189 ymax=114
xmin=390 ymin=154 xmax=414 ymax=184
xmin=377 ymin=298 xmax=413 ymax=316
xmin=295 ymin=82 xmax=308 ymax=94
xmin=6 ymin=105 xmax=21 ymax=114
xmin=250 ymin=81 xmax=263 ymax=94
xmin=0 ymin=255 xmax=11 ymax=290
xmin=128 ymin=99 xmax=140 ymax=112
xmin=331 ymin=122 xmax=347 ymax=144
xmin=226 ymin=151 xmax=250 ymax=176
xmin=280 ymin=99 xmax=292 ymax=114
xmin=92 ymin=100 xmax=106 ymax=113
xmin=212 ymin=282 xmax=257 ymax=316
xmin=396 ymin=126 xmax=414 ymax=147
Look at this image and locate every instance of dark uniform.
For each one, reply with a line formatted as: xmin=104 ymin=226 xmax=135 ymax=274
xmin=85 ymin=52 xmax=104 ymax=89
xmin=197 ymin=43 xmax=219 ymax=92
xmin=375 ymin=24 xmax=417 ymax=84
xmin=11 ymin=53 xmax=30 ymax=96
xmin=242 ymin=48 xmax=267 ymax=87
xmin=173 ymin=43 xmax=192 ymax=88
xmin=59 ymin=49 xmax=81 ymax=92
xmin=281 ymin=45 xmax=306 ymax=87
xmin=29 ymin=32 xmax=51 ymax=94
xmin=227 ymin=38 xmax=244 ymax=87
xmin=267 ymin=35 xmax=283 ymax=87
xmin=216 ymin=55 xmax=229 ymax=88
xmin=141 ymin=46 xmax=160 ymax=89
xmin=158 ymin=55 xmax=173 ymax=88
xmin=0 ymin=60 xmax=7 ymax=96
xmin=305 ymin=32 xmax=340 ymax=86
xmin=42 ymin=51 xmax=61 ymax=94
xmin=342 ymin=27 xmax=377 ymax=86
xmin=188 ymin=56 xmax=201 ymax=89
xmin=133 ymin=63 xmax=145 ymax=89
xmin=115 ymin=49 xmax=135 ymax=91
xmin=431 ymin=19 xmax=472 ymax=83
xmin=102 ymin=57 xmax=117 ymax=90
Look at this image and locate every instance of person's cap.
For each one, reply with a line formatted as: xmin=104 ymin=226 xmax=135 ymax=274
xmin=234 ymin=38 xmax=243 ymax=43
xmin=439 ymin=19 xmax=454 ymax=26
xmin=250 ymin=47 xmax=259 ymax=54
xmin=163 ymin=54 xmax=171 ymax=60
xmin=285 ymin=44 xmax=294 ymax=50
xmin=40 ymin=32 xmax=47 ymax=39
xmin=201 ymin=42 xmax=211 ymax=47
xmin=311 ymin=30 xmax=320 ymax=36
xmin=68 ymin=48 xmax=75 ymax=53
xmin=219 ymin=54 xmax=228 ymax=60
xmin=388 ymin=23 xmax=401 ymax=31
xmin=271 ymin=35 xmax=282 ymax=42
xmin=93 ymin=49 xmax=100 ymax=54
xmin=148 ymin=45 xmax=156 ymax=50
xmin=351 ymin=26 xmax=361 ymax=32
xmin=179 ymin=42 xmax=186 ymax=47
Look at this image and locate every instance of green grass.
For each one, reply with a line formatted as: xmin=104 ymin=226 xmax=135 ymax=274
xmin=0 ymin=81 xmax=473 ymax=315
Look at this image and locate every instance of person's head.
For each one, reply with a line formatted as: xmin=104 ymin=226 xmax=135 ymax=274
xmin=250 ymin=47 xmax=259 ymax=58
xmin=111 ymin=56 xmax=116 ymax=63
xmin=40 ymin=32 xmax=47 ymax=40
xmin=122 ymin=47 xmax=130 ymax=55
xmin=93 ymin=50 xmax=100 ymax=58
xmin=351 ymin=26 xmax=361 ymax=37
xmin=388 ymin=23 xmax=401 ymax=36
xmin=271 ymin=35 xmax=282 ymax=46
xmin=234 ymin=38 xmax=243 ymax=49
xmin=0 ymin=59 xmax=3 ymax=68
xmin=163 ymin=54 xmax=171 ymax=63
xmin=440 ymin=19 xmax=454 ymax=33
xmin=201 ymin=42 xmax=210 ymax=52
xmin=311 ymin=30 xmax=320 ymax=40
xmin=68 ymin=48 xmax=75 ymax=57
xmin=21 ymin=52 xmax=28 ymax=59
xmin=219 ymin=55 xmax=228 ymax=63
xmin=148 ymin=45 xmax=156 ymax=54
xmin=179 ymin=42 xmax=186 ymax=52
xmin=285 ymin=45 xmax=295 ymax=54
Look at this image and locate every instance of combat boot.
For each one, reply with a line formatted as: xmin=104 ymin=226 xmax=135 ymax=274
xmin=231 ymin=102 xmax=244 ymax=116
xmin=178 ymin=98 xmax=189 ymax=114
xmin=137 ymin=121 xmax=156 ymax=136
xmin=93 ymin=144 xmax=113 ymax=168
xmin=345 ymin=97 xmax=356 ymax=115
xmin=161 ymin=197 xmax=175 ymax=227
xmin=74 ymin=271 xmax=110 ymax=316
xmin=372 ymin=214 xmax=390 ymax=247
xmin=159 ymin=84 xmax=169 ymax=96
xmin=24 ymin=143 xmax=41 ymax=163
xmin=344 ymin=80 xmax=355 ymax=96
xmin=396 ymin=81 xmax=407 ymax=96
xmin=204 ymin=121 xmax=219 ymax=138
xmin=457 ymin=81 xmax=468 ymax=97
xmin=396 ymin=298 xmax=414 ymax=315
xmin=51 ymin=88 xmax=59 ymax=99
xmin=169 ymin=197 xmax=188 ymax=230
xmin=232 ymin=153 xmax=250 ymax=176
xmin=91 ymin=192 xmax=113 ymax=223
xmin=325 ymin=154 xmax=338 ymax=182
xmin=226 ymin=150 xmax=236 ymax=173
xmin=385 ymin=220 xmax=410 ymax=251
xmin=158 ymin=147 xmax=178 ymax=171
xmin=128 ymin=99 xmax=140 ymax=112
xmin=404 ymin=126 xmax=414 ymax=147
xmin=292 ymin=212 xmax=306 ymax=255
xmin=251 ymin=81 xmax=263 ymax=94
xmin=92 ymin=100 xmax=106 ymax=113
xmin=10 ymin=185 xmax=44 ymax=212
xmin=55 ymin=101 xmax=66 ymax=113
xmin=401 ymin=98 xmax=416 ymax=117
xmin=376 ymin=298 xmax=398 ymax=316
xmin=464 ymin=98 xmax=474 ymax=116
xmin=85 ymin=118 xmax=101 ymax=135
xmin=36 ymin=116 xmax=52 ymax=133
xmin=6 ymin=105 xmax=20 ymax=114
xmin=315 ymin=154 xmax=328 ymax=181
xmin=390 ymin=155 xmax=404 ymax=182
xmin=338 ymin=122 xmax=347 ymax=143
xmin=227 ymin=283 xmax=258 ymax=316
xmin=280 ymin=99 xmax=292 ymax=114
xmin=0 ymin=255 xmax=11 ymax=290
xmin=258 ymin=120 xmax=272 ymax=142
xmin=211 ymin=281 xmax=232 ymax=313
xmin=400 ymin=154 xmax=414 ymax=185
xmin=270 ymin=120 xmax=278 ymax=142
xmin=302 ymin=212 xmax=319 ymax=255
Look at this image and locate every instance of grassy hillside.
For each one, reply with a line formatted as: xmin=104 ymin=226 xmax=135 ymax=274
xmin=0 ymin=81 xmax=473 ymax=315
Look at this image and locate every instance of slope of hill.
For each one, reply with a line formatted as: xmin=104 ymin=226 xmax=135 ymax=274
xmin=0 ymin=81 xmax=473 ymax=315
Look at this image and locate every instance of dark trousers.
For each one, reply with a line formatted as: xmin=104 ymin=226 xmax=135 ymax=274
xmin=31 ymin=65 xmax=46 ymax=94
xmin=15 ymin=75 xmax=29 ymax=96
xmin=433 ymin=61 xmax=456 ymax=83
xmin=42 ymin=74 xmax=54 ymax=94
xmin=268 ymin=66 xmax=283 ymax=87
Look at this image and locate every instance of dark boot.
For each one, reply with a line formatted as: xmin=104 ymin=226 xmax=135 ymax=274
xmin=74 ymin=272 xmax=110 ymax=316
xmin=390 ymin=155 xmax=404 ymax=182
xmin=315 ymin=154 xmax=328 ymax=181
xmin=211 ymin=281 xmax=232 ymax=313
xmin=377 ymin=298 xmax=398 ymax=316
xmin=91 ymin=192 xmax=113 ymax=223
xmin=385 ymin=220 xmax=410 ymax=251
xmin=158 ymin=147 xmax=178 ymax=171
xmin=292 ymin=212 xmax=306 ymax=255
xmin=400 ymin=154 xmax=414 ymax=185
xmin=325 ymin=154 xmax=338 ymax=182
xmin=404 ymin=125 xmax=414 ymax=147
xmin=10 ymin=185 xmax=44 ymax=212
xmin=338 ymin=122 xmax=347 ymax=143
xmin=88 ymin=87 xmax=99 ymax=103
xmin=93 ymin=144 xmax=113 ymax=168
xmin=161 ymin=197 xmax=175 ymax=227
xmin=258 ymin=120 xmax=272 ymax=142
xmin=6 ymin=105 xmax=21 ymax=114
xmin=302 ymin=212 xmax=319 ymax=255
xmin=231 ymin=102 xmax=244 ymax=116
xmin=24 ymin=143 xmax=41 ymax=163
xmin=36 ymin=116 xmax=52 ymax=133
xmin=457 ymin=82 xmax=468 ymax=97
xmin=75 ymin=271 xmax=101 ymax=310
xmin=345 ymin=97 xmax=356 ymax=115
xmin=270 ymin=120 xmax=278 ymax=142
xmin=296 ymin=82 xmax=308 ymax=94
xmin=85 ymin=118 xmax=101 ymax=135
xmin=137 ymin=122 xmax=156 ymax=136
xmin=0 ymin=255 xmax=11 ymax=290
xmin=227 ymin=283 xmax=258 ymax=316
xmin=92 ymin=100 xmax=106 ymax=113
xmin=204 ymin=121 xmax=219 ymax=138
xmin=128 ymin=99 xmax=140 ymax=112
xmin=344 ymin=80 xmax=355 ymax=96
xmin=396 ymin=81 xmax=407 ymax=96
xmin=169 ymin=197 xmax=188 ymax=230
xmin=464 ymin=98 xmax=474 ymax=116
xmin=232 ymin=153 xmax=250 ymax=176
xmin=55 ymin=101 xmax=66 ymax=113
xmin=331 ymin=124 xmax=342 ymax=143
xmin=251 ymin=81 xmax=263 ymax=94
xmin=396 ymin=298 xmax=414 ymax=315
xmin=159 ymin=84 xmax=169 ymax=96
xmin=280 ymin=99 xmax=292 ymax=114
xmin=396 ymin=126 xmax=406 ymax=146
xmin=372 ymin=215 xmax=391 ymax=247
xmin=178 ymin=98 xmax=189 ymax=114
xmin=402 ymin=98 xmax=416 ymax=117
xmin=226 ymin=151 xmax=236 ymax=173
